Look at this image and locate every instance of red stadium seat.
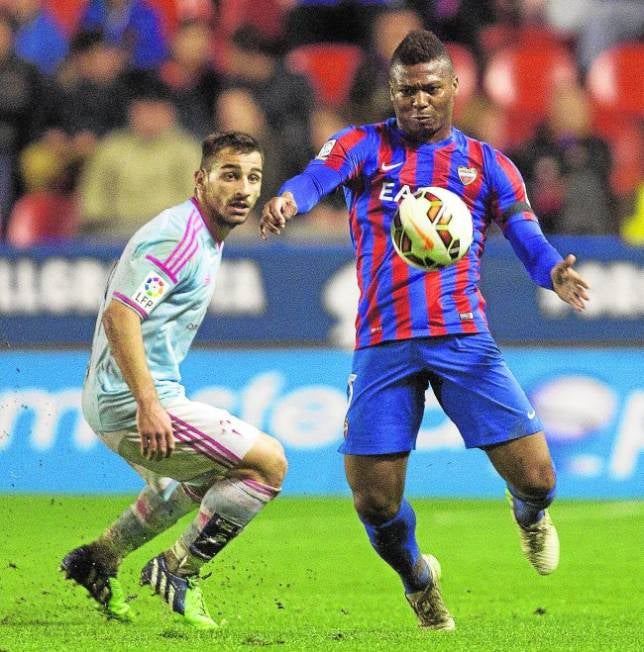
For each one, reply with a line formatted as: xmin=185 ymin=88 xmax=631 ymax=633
xmin=44 ymin=0 xmax=87 ymax=35
xmin=482 ymin=44 xmax=578 ymax=146
xmin=6 ymin=192 xmax=79 ymax=247
xmin=587 ymin=44 xmax=644 ymax=196
xmin=479 ymin=23 xmax=572 ymax=59
xmin=592 ymin=117 xmax=643 ymax=198
xmin=586 ymin=43 xmax=644 ymax=118
xmin=285 ymin=43 xmax=364 ymax=109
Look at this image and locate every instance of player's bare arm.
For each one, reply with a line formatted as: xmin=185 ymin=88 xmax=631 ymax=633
xmin=102 ymin=300 xmax=175 ymax=460
xmin=550 ymin=254 xmax=590 ymax=312
xmin=259 ymin=191 xmax=298 ymax=239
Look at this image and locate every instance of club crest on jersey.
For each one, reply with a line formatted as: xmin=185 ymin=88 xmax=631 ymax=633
xmin=458 ymin=166 xmax=478 ymax=185
xmin=132 ymin=270 xmax=169 ymax=312
xmin=316 ymin=139 xmax=336 ymax=161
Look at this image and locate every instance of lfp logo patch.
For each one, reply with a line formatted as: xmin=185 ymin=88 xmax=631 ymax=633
xmin=132 ymin=270 xmax=170 ymax=312
xmin=144 ymin=275 xmax=166 ymax=298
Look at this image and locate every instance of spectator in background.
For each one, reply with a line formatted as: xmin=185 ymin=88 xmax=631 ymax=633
xmin=213 ymin=86 xmax=286 ymax=233
xmin=160 ymin=19 xmax=222 ymax=140
xmin=284 ymin=0 xmax=395 ymax=49
xmin=58 ymin=30 xmax=130 ymax=139
xmin=213 ymin=0 xmax=287 ymax=44
xmin=10 ymin=0 xmax=68 ymax=76
xmin=0 ymin=10 xmax=56 ymax=230
xmin=348 ymin=7 xmax=423 ymax=124
xmin=409 ymin=0 xmax=494 ymax=63
xmin=512 ymin=82 xmax=617 ymax=235
xmin=456 ymin=93 xmax=509 ymax=151
xmin=79 ymin=74 xmax=200 ymax=239
xmin=78 ymin=0 xmax=167 ymax=70
xmin=287 ymin=106 xmax=349 ymax=240
xmin=224 ymin=25 xmax=315 ymax=178
xmin=545 ymin=0 xmax=644 ymax=74
xmin=15 ymin=29 xmax=130 ymax=229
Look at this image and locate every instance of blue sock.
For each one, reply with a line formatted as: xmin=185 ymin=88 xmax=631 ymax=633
xmin=508 ymin=483 xmax=556 ymax=528
xmin=361 ymin=500 xmax=429 ymax=594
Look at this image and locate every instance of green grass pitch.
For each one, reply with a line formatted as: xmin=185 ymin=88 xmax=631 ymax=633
xmin=1 ymin=496 xmax=642 ymax=651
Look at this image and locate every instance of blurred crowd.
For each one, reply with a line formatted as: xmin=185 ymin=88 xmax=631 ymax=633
xmin=0 ymin=0 xmax=642 ymax=246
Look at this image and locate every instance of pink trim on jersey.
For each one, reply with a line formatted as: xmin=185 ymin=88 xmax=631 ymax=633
xmin=164 ymin=210 xmax=198 ymax=268
xmin=190 ymin=196 xmax=205 ymax=217
xmin=170 ymin=229 xmax=202 ymax=276
xmin=112 ymin=291 xmax=148 ymax=319
xmin=162 ymin=210 xmax=203 ymax=276
xmin=191 ymin=197 xmax=224 ymax=247
xmin=241 ymin=478 xmax=280 ymax=501
xmin=145 ymin=254 xmax=178 ymax=284
xmin=170 ymin=413 xmax=242 ymax=464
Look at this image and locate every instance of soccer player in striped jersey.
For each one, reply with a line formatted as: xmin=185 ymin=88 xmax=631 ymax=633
xmin=61 ymin=132 xmax=287 ymax=629
xmin=261 ymin=30 xmax=589 ymax=631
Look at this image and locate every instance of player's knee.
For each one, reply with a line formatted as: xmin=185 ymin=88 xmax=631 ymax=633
xmin=265 ymin=437 xmax=287 ymax=488
xmin=352 ymin=491 xmax=401 ymax=525
xmin=520 ymin=462 xmax=556 ymax=500
xmin=247 ymin=435 xmax=287 ymax=489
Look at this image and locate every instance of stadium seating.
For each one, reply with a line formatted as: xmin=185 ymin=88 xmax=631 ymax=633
xmin=586 ymin=43 xmax=644 ymax=118
xmin=45 ymin=0 xmax=87 ymax=35
xmin=479 ymin=23 xmax=572 ymax=59
xmin=586 ymin=43 xmax=644 ymax=197
xmin=6 ymin=192 xmax=79 ymax=247
xmin=285 ymin=42 xmax=364 ymax=109
xmin=482 ymin=43 xmax=578 ymax=147
xmin=444 ymin=42 xmax=478 ymax=118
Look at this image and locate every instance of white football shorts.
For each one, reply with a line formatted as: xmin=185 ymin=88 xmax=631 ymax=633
xmin=99 ymin=396 xmax=262 ymax=486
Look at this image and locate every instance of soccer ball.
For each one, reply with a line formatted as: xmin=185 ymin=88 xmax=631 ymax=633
xmin=390 ymin=187 xmax=473 ymax=271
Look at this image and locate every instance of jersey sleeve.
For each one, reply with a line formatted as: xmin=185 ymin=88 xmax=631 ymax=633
xmin=280 ymin=125 xmax=370 ymax=213
xmin=109 ymin=220 xmax=198 ymax=319
xmin=488 ymin=149 xmax=537 ymax=231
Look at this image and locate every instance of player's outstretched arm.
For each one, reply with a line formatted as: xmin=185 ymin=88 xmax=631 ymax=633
xmin=260 ymin=192 xmax=298 ymax=239
xmin=102 ymin=300 xmax=175 ymax=460
xmin=550 ymin=254 xmax=590 ymax=312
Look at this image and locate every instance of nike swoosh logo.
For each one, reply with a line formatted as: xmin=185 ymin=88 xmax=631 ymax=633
xmin=527 ymin=410 xmax=536 ymax=419
xmin=381 ymin=162 xmax=403 ymax=171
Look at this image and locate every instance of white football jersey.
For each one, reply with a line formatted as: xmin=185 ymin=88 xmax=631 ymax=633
xmin=83 ymin=198 xmax=223 ymax=432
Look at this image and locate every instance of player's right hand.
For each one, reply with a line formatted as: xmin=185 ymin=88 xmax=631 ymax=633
xmin=260 ymin=192 xmax=298 ymax=239
xmin=137 ymin=398 xmax=175 ymax=461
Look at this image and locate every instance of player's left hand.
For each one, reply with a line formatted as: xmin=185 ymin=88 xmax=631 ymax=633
xmin=551 ymin=254 xmax=590 ymax=312
xmin=259 ymin=192 xmax=298 ymax=239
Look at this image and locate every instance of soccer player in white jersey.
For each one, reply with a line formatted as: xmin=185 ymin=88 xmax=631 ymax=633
xmin=61 ymin=131 xmax=287 ymax=629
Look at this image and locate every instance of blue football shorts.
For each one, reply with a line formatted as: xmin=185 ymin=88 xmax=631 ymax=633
xmin=340 ymin=332 xmax=543 ymax=455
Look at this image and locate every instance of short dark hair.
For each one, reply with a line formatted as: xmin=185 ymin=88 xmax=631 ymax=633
xmin=390 ymin=29 xmax=452 ymax=69
xmin=69 ymin=29 xmax=104 ymax=56
xmin=200 ymin=131 xmax=263 ymax=170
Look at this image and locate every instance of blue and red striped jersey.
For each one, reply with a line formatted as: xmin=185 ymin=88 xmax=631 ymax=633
xmin=281 ymin=120 xmax=552 ymax=350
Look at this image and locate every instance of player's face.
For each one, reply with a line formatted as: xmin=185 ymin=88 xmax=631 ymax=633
xmin=389 ymin=59 xmax=458 ymax=142
xmin=195 ymin=147 xmax=263 ymax=232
